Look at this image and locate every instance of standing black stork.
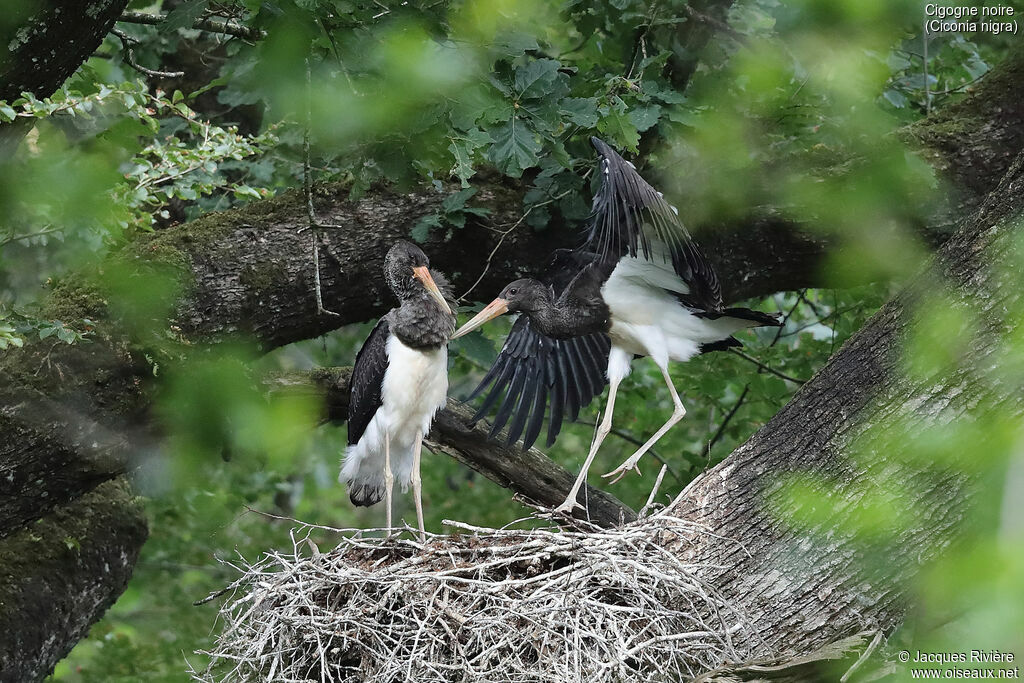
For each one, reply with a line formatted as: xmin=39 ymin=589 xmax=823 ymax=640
xmin=452 ymin=137 xmax=780 ymax=514
xmin=341 ymin=241 xmax=456 ymax=540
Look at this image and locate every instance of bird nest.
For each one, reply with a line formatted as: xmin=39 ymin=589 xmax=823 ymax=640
xmin=194 ymin=509 xmax=767 ymax=682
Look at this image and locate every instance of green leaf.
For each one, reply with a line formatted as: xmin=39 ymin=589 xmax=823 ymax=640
xmin=882 ymin=89 xmax=908 ymax=109
xmin=488 ymin=119 xmax=541 ymax=177
xmin=163 ymin=0 xmax=210 ymax=32
xmin=448 ymin=128 xmax=490 ymax=186
xmin=0 ymin=104 xmax=17 ymax=122
xmin=597 ymin=111 xmax=640 ymax=153
xmin=411 ymin=214 xmax=442 ymax=243
xmin=453 ymin=330 xmax=496 ymax=366
xmin=629 ymin=104 xmax=662 ymax=132
xmin=514 ymin=59 xmax=567 ymax=101
xmin=561 ymin=98 xmax=600 ymax=128
xmin=492 ymin=31 xmax=540 ymax=56
xmin=441 ymin=187 xmax=477 ymax=214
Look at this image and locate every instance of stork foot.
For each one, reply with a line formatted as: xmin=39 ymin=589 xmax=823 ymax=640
xmin=602 ymin=458 xmax=642 ymax=484
xmin=553 ymin=497 xmax=582 ymax=516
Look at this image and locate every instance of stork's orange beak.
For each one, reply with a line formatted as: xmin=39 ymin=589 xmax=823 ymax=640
xmin=413 ymin=266 xmax=453 ymax=314
xmin=451 ymin=298 xmax=509 ymax=339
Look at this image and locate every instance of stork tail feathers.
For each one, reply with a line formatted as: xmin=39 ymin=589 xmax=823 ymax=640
xmin=349 ymin=482 xmax=386 ymax=507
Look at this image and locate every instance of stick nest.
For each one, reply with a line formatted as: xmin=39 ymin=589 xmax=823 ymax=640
xmin=195 ymin=511 xmax=767 ymax=682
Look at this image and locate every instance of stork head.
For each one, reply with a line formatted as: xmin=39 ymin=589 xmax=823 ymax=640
xmin=451 ymin=278 xmax=549 ymax=339
xmin=384 ymin=240 xmax=452 ymax=314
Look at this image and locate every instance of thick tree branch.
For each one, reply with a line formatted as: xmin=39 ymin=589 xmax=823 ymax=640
xmin=117 ymin=11 xmax=266 ymax=42
xmin=0 ymin=478 xmax=146 ymax=680
xmin=267 ymin=368 xmax=636 ymax=528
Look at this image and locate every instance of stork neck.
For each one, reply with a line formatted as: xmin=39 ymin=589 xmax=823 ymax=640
xmin=529 ymin=300 xmax=610 ymax=339
xmin=390 ymin=295 xmax=455 ymax=349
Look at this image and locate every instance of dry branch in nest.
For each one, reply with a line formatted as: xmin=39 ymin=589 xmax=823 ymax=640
xmin=194 ymin=510 xmax=776 ymax=682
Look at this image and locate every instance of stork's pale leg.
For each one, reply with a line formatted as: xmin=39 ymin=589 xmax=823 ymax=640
xmin=603 ymin=364 xmax=686 ymax=483
xmin=411 ymin=429 xmax=426 ymax=543
xmin=383 ymin=432 xmax=394 ymax=536
xmin=553 ymin=374 xmax=623 ymax=516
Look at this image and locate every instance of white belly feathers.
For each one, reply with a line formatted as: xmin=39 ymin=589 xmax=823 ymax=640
xmin=340 ymin=335 xmax=448 ymax=493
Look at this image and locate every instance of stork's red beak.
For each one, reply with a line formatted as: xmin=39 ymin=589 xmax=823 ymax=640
xmin=451 ymin=298 xmax=509 ymax=339
xmin=413 ymin=265 xmax=453 ymax=314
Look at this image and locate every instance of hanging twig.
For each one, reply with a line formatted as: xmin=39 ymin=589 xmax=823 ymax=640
xmin=0 ymin=226 xmax=62 ymax=248
xmin=299 ymin=59 xmax=343 ymax=318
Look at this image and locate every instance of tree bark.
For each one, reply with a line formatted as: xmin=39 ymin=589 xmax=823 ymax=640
xmin=0 ymin=36 xmax=1022 ymax=683
xmin=0 ymin=0 xmax=131 ymax=156
xmin=665 ymin=147 xmax=1024 ymax=663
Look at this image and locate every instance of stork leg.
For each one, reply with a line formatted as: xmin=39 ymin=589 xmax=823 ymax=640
xmin=553 ymin=373 xmax=623 ymax=516
xmin=411 ymin=429 xmax=426 ymax=543
xmin=383 ymin=432 xmax=394 ymax=536
xmin=603 ymin=364 xmax=685 ymax=483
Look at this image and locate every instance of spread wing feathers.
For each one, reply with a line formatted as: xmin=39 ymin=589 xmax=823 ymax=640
xmin=347 ymin=316 xmax=390 ymax=446
xmin=468 ymin=316 xmax=611 ymax=450
xmin=586 ymin=137 xmax=723 ymax=312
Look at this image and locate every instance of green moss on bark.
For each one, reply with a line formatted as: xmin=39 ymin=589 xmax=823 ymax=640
xmin=0 ymin=478 xmax=147 ymax=680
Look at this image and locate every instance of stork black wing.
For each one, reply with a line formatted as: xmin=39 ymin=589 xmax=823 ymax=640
xmin=586 ymin=136 xmax=723 ymax=312
xmin=468 ymin=315 xmax=611 ymax=450
xmin=348 ymin=316 xmax=390 ymax=446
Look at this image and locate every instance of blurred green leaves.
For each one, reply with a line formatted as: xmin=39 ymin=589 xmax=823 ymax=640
xmin=156 ymin=346 xmax=318 ymax=488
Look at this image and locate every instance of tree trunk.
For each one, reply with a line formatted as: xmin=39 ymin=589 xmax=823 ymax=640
xmin=0 ymin=0 xmax=131 ymax=156
xmin=667 ymin=148 xmax=1024 ymax=661
xmin=0 ymin=31 xmax=1022 ymax=683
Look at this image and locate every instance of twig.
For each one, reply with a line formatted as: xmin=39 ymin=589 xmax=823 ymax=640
xmin=922 ymin=21 xmax=931 ymax=115
xmin=299 ymin=59 xmax=342 ymax=318
xmin=727 ymin=349 xmax=805 ymax=385
xmin=458 ymin=182 xmax=581 ymax=302
xmin=840 ymin=630 xmax=884 ymax=682
xmin=0 ymin=226 xmax=62 ymax=248
xmin=708 ymin=385 xmax=749 ymax=450
xmin=111 ymin=28 xmax=185 ymax=79
xmin=118 ymin=10 xmax=266 ymax=41
xmin=642 ymin=464 xmax=669 ymax=511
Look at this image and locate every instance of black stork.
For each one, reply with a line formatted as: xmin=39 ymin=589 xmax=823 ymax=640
xmin=452 ymin=137 xmax=780 ymax=514
xmin=340 ymin=240 xmax=456 ymax=540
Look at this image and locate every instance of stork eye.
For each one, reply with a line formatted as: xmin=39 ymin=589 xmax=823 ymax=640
xmin=508 ymin=288 xmax=518 ymax=296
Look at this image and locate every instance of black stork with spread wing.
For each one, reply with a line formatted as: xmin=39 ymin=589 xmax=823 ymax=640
xmin=452 ymin=137 xmax=780 ymax=514
xmin=341 ymin=241 xmax=456 ymax=540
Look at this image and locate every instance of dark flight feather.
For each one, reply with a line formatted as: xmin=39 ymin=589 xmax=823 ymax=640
xmin=347 ymin=317 xmax=390 ymax=447
xmin=469 ymin=316 xmax=610 ymax=450
xmin=586 ymin=136 xmax=723 ymax=313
